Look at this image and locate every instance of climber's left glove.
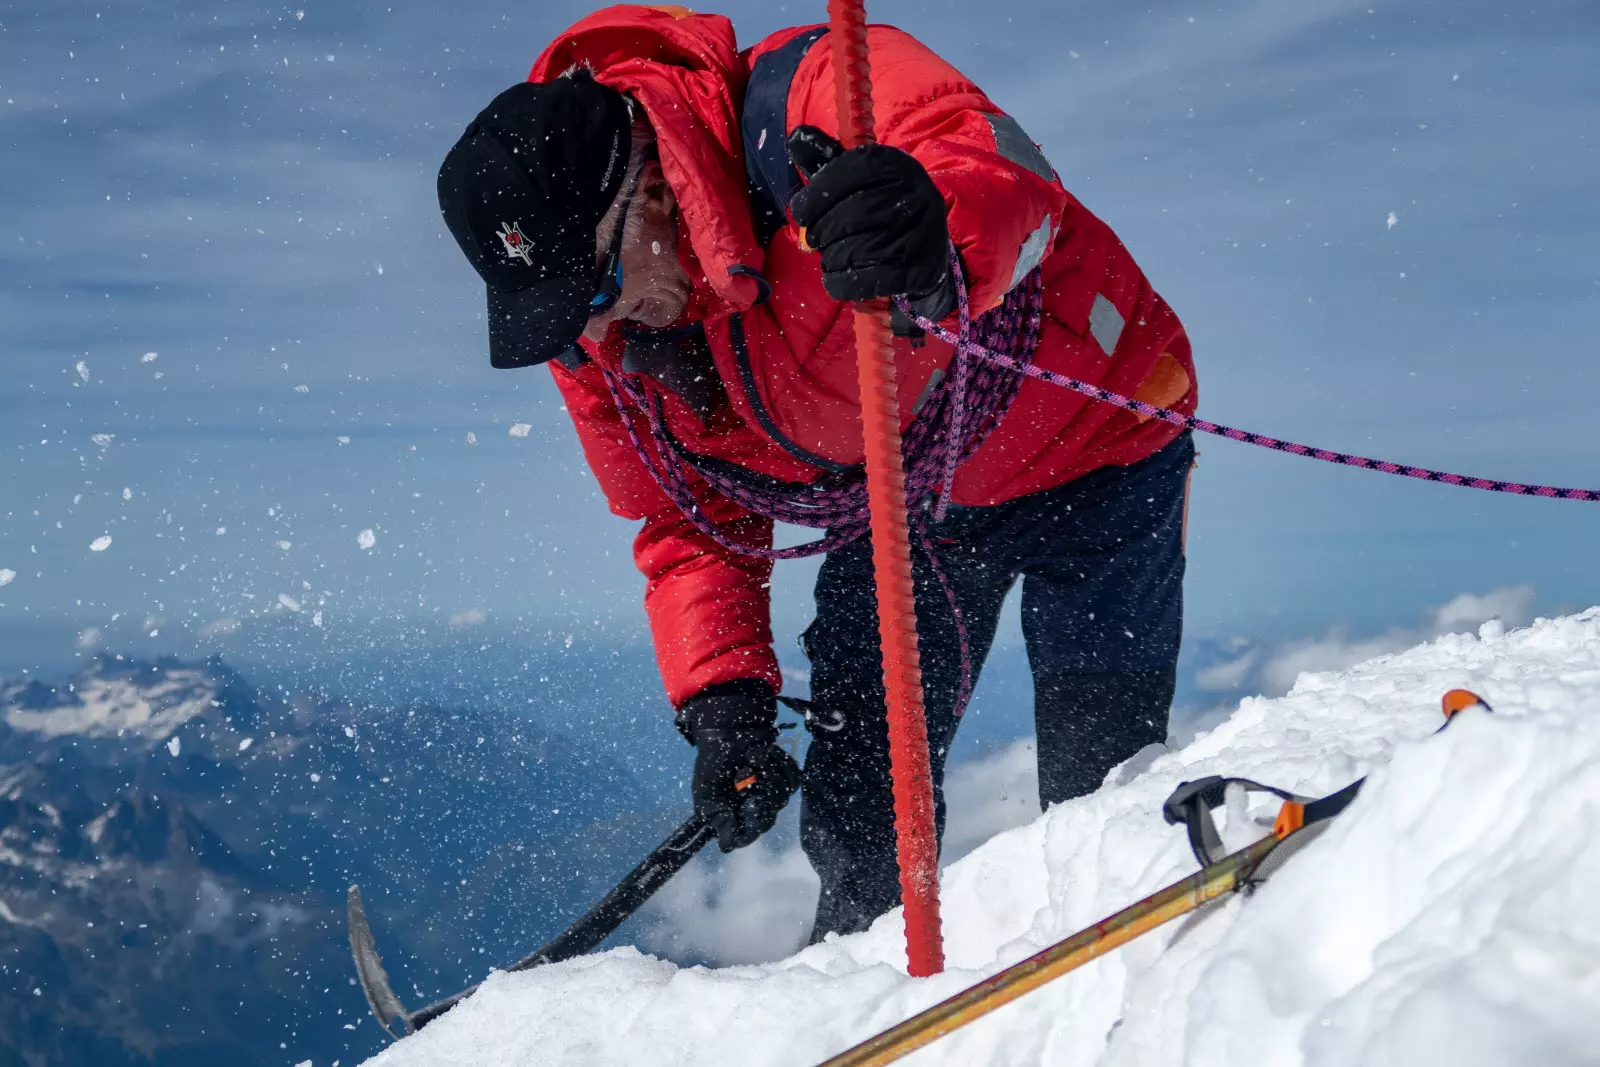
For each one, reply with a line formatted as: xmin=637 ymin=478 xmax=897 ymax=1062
xmin=787 ymin=126 xmax=953 ymax=320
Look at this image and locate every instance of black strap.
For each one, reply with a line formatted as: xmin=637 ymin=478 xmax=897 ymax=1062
xmin=743 ymin=26 xmax=828 ymax=247
xmin=1301 ymin=778 xmax=1364 ymax=825
xmin=1161 ymin=775 xmax=1310 ymax=868
xmin=728 ymin=313 xmax=857 ymax=474
xmin=1163 ymin=700 xmax=1490 ymax=878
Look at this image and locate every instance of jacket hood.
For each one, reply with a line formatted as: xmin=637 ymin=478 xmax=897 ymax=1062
xmin=530 ymin=5 xmax=766 ymax=313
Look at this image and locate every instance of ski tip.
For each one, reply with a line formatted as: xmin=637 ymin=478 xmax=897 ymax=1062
xmin=1441 ymin=689 xmax=1492 ymax=720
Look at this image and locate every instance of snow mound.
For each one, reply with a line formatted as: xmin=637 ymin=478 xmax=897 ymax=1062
xmin=364 ymin=611 xmax=1600 ymax=1067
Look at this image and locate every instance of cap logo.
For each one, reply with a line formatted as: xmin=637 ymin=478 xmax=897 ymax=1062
xmin=495 ymin=221 xmax=534 ymax=266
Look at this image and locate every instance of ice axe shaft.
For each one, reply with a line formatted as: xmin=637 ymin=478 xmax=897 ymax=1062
xmin=350 ymin=813 xmax=716 ymax=1038
xmin=815 ymin=832 xmax=1282 ymax=1067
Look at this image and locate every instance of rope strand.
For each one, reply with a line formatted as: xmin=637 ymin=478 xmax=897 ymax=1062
xmin=895 ymin=294 xmax=1600 ymax=503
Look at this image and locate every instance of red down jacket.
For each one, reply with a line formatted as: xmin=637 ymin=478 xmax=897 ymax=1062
xmin=527 ymin=6 xmax=1197 ymax=709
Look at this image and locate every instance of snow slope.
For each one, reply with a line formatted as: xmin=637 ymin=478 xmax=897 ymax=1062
xmin=363 ymin=611 xmax=1600 ymax=1067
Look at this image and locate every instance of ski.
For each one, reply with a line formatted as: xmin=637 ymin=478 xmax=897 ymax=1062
xmin=350 ymin=812 xmax=716 ymax=1038
xmin=814 ymin=690 xmax=1491 ymax=1067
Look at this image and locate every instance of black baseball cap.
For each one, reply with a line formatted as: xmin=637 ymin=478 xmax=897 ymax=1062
xmin=438 ymin=74 xmax=633 ymax=369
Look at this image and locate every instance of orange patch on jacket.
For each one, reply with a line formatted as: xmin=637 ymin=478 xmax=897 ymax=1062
xmin=648 ymin=5 xmax=695 ymax=17
xmin=1130 ymin=352 xmax=1191 ymax=421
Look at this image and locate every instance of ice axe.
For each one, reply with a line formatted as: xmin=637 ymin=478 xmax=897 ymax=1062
xmin=349 ymin=772 xmax=786 ymax=1038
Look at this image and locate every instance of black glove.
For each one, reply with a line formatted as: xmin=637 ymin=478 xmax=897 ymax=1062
xmin=678 ymin=681 xmax=801 ymax=853
xmin=787 ymin=126 xmax=953 ymax=314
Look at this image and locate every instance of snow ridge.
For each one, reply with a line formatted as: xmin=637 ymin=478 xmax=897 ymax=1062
xmin=365 ymin=611 xmax=1600 ymax=1067
xmin=0 ymin=659 xmax=220 ymax=741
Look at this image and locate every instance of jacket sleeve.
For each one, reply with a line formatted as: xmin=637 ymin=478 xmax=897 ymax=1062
xmin=788 ymin=25 xmax=1071 ymax=315
xmin=549 ymin=359 xmax=780 ymax=709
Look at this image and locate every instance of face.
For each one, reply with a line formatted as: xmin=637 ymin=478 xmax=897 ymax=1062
xmin=581 ymin=160 xmax=691 ymax=342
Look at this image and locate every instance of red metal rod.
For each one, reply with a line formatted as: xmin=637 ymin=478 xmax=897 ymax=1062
xmin=826 ymin=0 xmax=945 ymax=978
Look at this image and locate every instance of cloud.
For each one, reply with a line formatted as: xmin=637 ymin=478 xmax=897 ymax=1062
xmin=640 ymin=740 xmax=1042 ymax=966
xmin=1200 ymin=586 xmax=1537 ymax=699
xmin=640 ymin=834 xmax=818 ymax=967
xmin=197 ymin=617 xmax=242 ymax=641
xmin=1195 ymin=648 xmax=1260 ymax=693
xmin=1430 ymin=587 xmax=1536 ymax=634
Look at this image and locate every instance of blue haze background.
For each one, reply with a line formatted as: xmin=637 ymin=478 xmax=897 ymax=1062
xmin=3 ymin=1 xmax=1600 ymax=744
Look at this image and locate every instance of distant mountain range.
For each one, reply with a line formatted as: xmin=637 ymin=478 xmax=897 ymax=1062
xmin=0 ymin=655 xmax=681 ymax=1066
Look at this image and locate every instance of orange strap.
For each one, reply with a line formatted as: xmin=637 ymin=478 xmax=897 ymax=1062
xmin=1273 ymin=800 xmax=1306 ymax=838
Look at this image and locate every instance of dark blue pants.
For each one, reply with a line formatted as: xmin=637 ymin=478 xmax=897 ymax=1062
xmin=801 ymin=433 xmax=1193 ymax=938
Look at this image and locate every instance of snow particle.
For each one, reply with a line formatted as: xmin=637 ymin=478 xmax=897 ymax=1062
xmin=89 ymin=535 xmax=113 ymax=552
xmin=294 ymin=384 xmax=310 ymax=393
xmin=215 ymin=526 xmax=227 ymax=536
xmin=238 ymin=737 xmax=254 ymax=752
xmin=466 ymin=431 xmax=478 ymax=445
xmin=357 ymin=529 xmax=376 ymax=550
xmin=122 ymin=487 xmax=133 ymax=501
xmin=141 ymin=352 xmax=158 ymax=363
xmin=75 ymin=361 xmax=90 ymax=382
xmin=276 ymin=540 xmax=293 ymax=551
xmin=509 ymin=423 xmax=532 ymax=438
xmin=1386 ymin=211 xmax=1398 ymax=230
xmin=278 ymin=594 xmax=302 ymax=612
xmin=311 ymin=610 xmax=324 ymax=627
xmin=91 ymin=433 xmax=114 ymax=448
xmin=0 ymin=569 xmax=14 ymax=587
xmin=166 ymin=736 xmax=181 ymax=758
xmin=337 ymin=435 xmax=351 ymax=445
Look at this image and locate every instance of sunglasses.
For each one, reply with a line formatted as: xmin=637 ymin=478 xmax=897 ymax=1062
xmin=588 ymin=167 xmax=642 ymax=319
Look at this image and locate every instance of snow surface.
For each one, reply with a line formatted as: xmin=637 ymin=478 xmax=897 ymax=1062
xmin=364 ymin=611 xmax=1600 ymax=1067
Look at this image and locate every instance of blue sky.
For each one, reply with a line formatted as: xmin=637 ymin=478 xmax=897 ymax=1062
xmin=2 ymin=0 xmax=1598 ymax=690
